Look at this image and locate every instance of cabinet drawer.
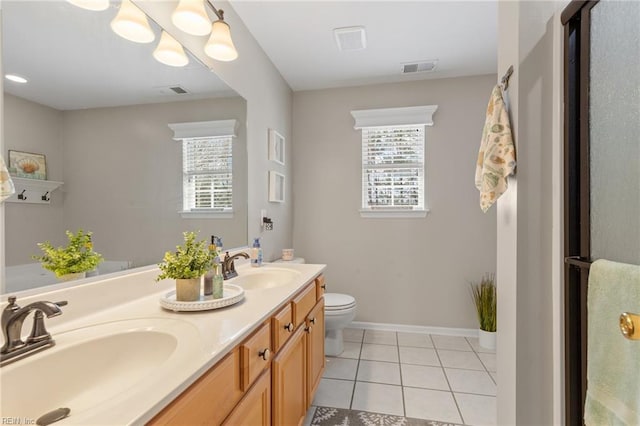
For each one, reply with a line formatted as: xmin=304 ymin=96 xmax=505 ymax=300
xmin=240 ymin=322 xmax=272 ymax=391
xmin=292 ymin=283 xmax=317 ymax=328
xmin=148 ymin=348 xmax=242 ymax=425
xmin=315 ymin=275 xmax=326 ymax=299
xmin=272 ymin=303 xmax=294 ymax=352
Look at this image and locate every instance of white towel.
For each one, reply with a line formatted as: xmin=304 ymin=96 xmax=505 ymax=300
xmin=475 ymin=85 xmax=516 ymax=212
xmin=0 ymin=156 xmax=15 ymax=202
xmin=585 ymin=259 xmax=640 ymax=426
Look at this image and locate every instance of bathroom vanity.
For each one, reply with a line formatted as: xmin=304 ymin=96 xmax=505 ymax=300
xmin=0 ymin=261 xmax=326 ymax=425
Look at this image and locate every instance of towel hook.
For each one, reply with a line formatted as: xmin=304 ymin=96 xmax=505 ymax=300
xmin=501 ymin=65 xmax=514 ymax=91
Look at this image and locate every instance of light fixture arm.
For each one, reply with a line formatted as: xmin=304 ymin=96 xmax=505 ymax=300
xmin=205 ymin=0 xmax=225 ymax=21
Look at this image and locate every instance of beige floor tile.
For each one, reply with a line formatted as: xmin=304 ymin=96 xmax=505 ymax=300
xmin=445 ymin=368 xmax=496 ymax=396
xmin=400 ymin=364 xmax=449 ymax=391
xmin=478 ymin=353 xmax=497 ymax=372
xmin=404 ymin=387 xmax=462 ymax=423
xmin=323 ymin=357 xmax=359 ymax=380
xmin=432 ymin=335 xmax=473 ymax=351
xmin=356 ymin=360 xmax=401 ymax=385
xmin=351 ymin=382 xmax=404 ymax=416
xmin=312 ymin=378 xmax=354 ymax=409
xmin=397 ymin=332 xmax=434 ymax=348
xmin=343 ymin=328 xmax=365 ymax=343
xmin=399 ymin=346 xmax=440 ymax=366
xmin=437 ymin=349 xmax=485 ymax=370
xmin=336 ymin=341 xmax=362 ymax=359
xmin=360 ymin=343 xmax=399 ymax=363
xmin=363 ymin=329 xmax=397 ymax=345
xmin=455 ymin=393 xmax=497 ymax=426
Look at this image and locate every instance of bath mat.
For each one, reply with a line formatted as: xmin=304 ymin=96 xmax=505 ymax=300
xmin=310 ymin=406 xmax=461 ymax=426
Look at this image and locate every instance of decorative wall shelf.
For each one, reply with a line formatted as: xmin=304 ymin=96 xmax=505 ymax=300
xmin=6 ymin=177 xmax=63 ymax=204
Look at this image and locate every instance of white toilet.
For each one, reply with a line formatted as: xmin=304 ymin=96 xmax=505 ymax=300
xmin=324 ymin=293 xmax=357 ymax=356
xmin=274 ymin=256 xmax=357 ymax=357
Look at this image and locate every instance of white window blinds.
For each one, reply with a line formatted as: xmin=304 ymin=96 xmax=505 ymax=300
xmin=169 ymin=119 xmax=237 ymax=216
xmin=183 ymin=137 xmax=232 ymax=211
xmin=361 ymin=125 xmax=425 ymax=210
xmin=351 ymin=106 xmax=437 ymax=217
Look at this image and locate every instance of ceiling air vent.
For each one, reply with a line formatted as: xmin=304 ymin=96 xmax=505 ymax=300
xmin=401 ymin=60 xmax=438 ymax=74
xmin=334 ymin=26 xmax=367 ymax=51
xmin=169 ymin=86 xmax=188 ymax=94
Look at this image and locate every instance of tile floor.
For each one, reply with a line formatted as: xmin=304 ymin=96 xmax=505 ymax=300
xmin=305 ymin=328 xmax=496 ymax=426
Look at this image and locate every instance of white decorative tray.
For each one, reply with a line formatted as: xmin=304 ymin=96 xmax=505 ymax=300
xmin=160 ymin=284 xmax=245 ymax=312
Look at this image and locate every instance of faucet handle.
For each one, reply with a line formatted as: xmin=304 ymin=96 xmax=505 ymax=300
xmin=55 ymin=301 xmax=68 ymax=307
xmin=26 ymin=311 xmax=51 ymax=344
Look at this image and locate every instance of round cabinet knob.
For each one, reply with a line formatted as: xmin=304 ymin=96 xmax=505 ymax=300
xmin=620 ymin=313 xmax=635 ymax=339
xmin=321 ymin=284 xmax=326 ymax=289
xmin=259 ymin=348 xmax=271 ymax=361
xmin=305 ymin=325 xmax=313 ymax=334
xmin=309 ymin=317 xmax=316 ymax=325
xmin=284 ymin=322 xmax=294 ymax=333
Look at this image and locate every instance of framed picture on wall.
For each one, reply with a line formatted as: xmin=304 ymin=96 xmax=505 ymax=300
xmin=268 ymin=129 xmax=285 ymax=165
xmin=269 ymin=171 xmax=285 ymax=203
xmin=8 ymin=150 xmax=47 ymax=180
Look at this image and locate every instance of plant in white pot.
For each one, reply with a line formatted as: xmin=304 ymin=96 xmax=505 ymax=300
xmin=156 ymin=231 xmax=213 ymax=301
xmin=470 ymin=273 xmax=497 ymax=350
xmin=33 ymin=229 xmax=103 ymax=281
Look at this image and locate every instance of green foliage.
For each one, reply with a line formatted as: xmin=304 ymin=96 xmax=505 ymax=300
xmin=33 ymin=229 xmax=103 ymax=277
xmin=156 ymin=231 xmax=216 ymax=281
xmin=469 ymin=273 xmax=497 ymax=332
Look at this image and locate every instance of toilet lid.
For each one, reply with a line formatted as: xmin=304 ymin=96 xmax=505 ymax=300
xmin=324 ymin=293 xmax=356 ymax=310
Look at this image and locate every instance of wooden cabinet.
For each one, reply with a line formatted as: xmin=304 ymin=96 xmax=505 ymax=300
xmin=148 ymin=348 xmax=242 ymax=425
xmin=272 ymin=326 xmax=308 ymax=426
xmin=147 ymin=274 xmax=325 ymax=426
xmin=223 ymin=369 xmax=271 ymax=426
xmin=306 ymin=299 xmax=325 ymax=402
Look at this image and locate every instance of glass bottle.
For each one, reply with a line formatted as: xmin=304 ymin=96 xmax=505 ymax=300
xmin=212 ymin=262 xmax=224 ymax=299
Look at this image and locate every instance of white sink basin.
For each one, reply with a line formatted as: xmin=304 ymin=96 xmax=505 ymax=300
xmin=0 ymin=318 xmax=201 ymax=422
xmin=230 ymin=267 xmax=301 ymax=290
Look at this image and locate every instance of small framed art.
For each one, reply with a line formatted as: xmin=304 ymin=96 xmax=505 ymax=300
xmin=269 ymin=171 xmax=285 ymax=203
xmin=8 ymin=150 xmax=47 ymax=180
xmin=268 ymin=129 xmax=285 ymax=165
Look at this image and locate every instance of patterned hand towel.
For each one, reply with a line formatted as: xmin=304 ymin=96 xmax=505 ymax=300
xmin=475 ymin=85 xmax=516 ymax=212
xmin=585 ymin=259 xmax=640 ymax=426
xmin=0 ymin=156 xmax=15 ymax=202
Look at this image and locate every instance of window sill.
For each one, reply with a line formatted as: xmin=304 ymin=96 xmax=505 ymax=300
xmin=180 ymin=210 xmax=234 ymax=219
xmin=359 ymin=208 xmax=429 ymax=218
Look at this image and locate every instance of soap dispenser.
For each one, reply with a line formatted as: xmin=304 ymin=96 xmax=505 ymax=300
xmin=251 ymin=238 xmax=263 ymax=267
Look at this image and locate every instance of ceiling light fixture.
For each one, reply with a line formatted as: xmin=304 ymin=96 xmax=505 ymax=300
xmin=172 ymin=0 xmax=211 ymax=37
xmin=110 ymin=0 xmax=155 ymax=44
xmin=204 ymin=9 xmax=238 ymax=62
xmin=153 ymin=31 xmax=190 ymax=67
xmin=66 ymin=0 xmax=109 ymax=11
xmin=5 ymin=74 xmax=28 ymax=84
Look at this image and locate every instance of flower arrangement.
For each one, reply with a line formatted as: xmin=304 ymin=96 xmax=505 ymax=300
xmin=34 ymin=229 xmax=103 ymax=278
xmin=469 ymin=273 xmax=497 ymax=332
xmin=156 ymin=231 xmax=215 ymax=281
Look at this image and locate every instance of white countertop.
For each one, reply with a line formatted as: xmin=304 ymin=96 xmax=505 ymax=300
xmin=0 ymin=261 xmax=326 ymax=425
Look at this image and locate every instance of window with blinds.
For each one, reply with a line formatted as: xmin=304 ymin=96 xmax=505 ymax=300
xmin=182 ymin=137 xmax=232 ymax=212
xmin=361 ymin=125 xmax=425 ymax=211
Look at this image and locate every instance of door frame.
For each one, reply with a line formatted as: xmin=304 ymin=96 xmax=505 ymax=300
xmin=561 ymin=1 xmax=598 ymax=424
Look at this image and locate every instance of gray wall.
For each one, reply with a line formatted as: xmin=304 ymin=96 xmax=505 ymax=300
xmin=4 ymin=94 xmax=247 ymax=267
xmin=292 ymin=75 xmax=497 ymax=328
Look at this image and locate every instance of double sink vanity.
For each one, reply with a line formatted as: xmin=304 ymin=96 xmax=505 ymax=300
xmin=0 ymin=260 xmax=326 ymax=425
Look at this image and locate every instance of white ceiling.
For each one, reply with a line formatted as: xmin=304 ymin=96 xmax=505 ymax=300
xmin=230 ymin=1 xmax=498 ymax=91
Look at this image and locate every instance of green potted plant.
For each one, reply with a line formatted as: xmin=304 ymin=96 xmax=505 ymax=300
xmin=470 ymin=273 xmax=497 ymax=349
xmin=156 ymin=231 xmax=214 ymax=301
xmin=34 ymin=229 xmax=104 ymax=281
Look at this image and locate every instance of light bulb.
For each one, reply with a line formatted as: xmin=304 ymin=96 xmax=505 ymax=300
xmin=110 ymin=0 xmax=155 ymax=43
xmin=204 ymin=20 xmax=238 ymax=62
xmin=153 ymin=31 xmax=189 ymax=67
xmin=172 ymin=0 xmax=211 ymax=36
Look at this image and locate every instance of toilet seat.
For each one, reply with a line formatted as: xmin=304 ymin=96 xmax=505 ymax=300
xmin=324 ymin=293 xmax=356 ymax=311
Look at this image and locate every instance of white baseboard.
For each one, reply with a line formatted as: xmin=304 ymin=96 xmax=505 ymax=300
xmin=350 ymin=321 xmax=478 ymax=338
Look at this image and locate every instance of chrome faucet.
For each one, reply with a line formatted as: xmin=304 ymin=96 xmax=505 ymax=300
xmin=222 ymin=251 xmax=250 ymax=280
xmin=1 ymin=296 xmax=67 ymax=365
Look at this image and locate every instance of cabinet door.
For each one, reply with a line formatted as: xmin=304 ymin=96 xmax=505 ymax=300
xmin=272 ymin=326 xmax=307 ymax=426
xmin=306 ymin=299 xmax=325 ymax=406
xmin=223 ymin=368 xmax=271 ymax=426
